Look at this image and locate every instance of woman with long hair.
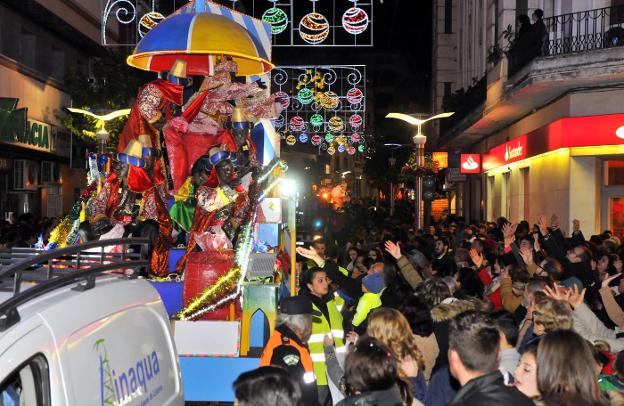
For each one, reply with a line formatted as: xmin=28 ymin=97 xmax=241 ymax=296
xmin=367 ymin=308 xmax=427 ymax=403
xmin=514 ymin=343 xmax=539 ymax=399
xmin=537 ymin=329 xmax=608 ymax=406
xmin=337 ymin=336 xmax=403 ymax=406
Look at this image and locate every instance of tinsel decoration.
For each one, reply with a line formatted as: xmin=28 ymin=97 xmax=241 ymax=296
xmin=177 ymin=267 xmax=242 ymax=320
xmin=47 ymin=217 xmax=72 ymax=248
xmin=46 ymin=181 xmax=99 ymax=249
xmin=64 ymin=219 xmax=82 ymax=246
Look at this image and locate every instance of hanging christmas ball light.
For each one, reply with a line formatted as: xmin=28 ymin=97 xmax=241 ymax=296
xmin=349 ymin=114 xmax=363 ymax=129
xmin=327 ymin=145 xmax=336 ymax=155
xmin=346 ymin=88 xmax=364 ymax=105
xmin=350 ymin=132 xmax=361 ymax=143
xmin=325 ymin=132 xmax=335 ymax=143
xmin=341 ymin=136 xmax=352 ymax=146
xmin=262 ymin=7 xmax=289 ymax=34
xmin=272 ymin=115 xmax=285 ymax=129
xmin=328 ymin=116 xmax=344 ymax=132
xmin=275 ymin=91 xmax=290 ymax=109
xmin=310 ymin=113 xmax=324 ymax=128
xmin=338 ymin=144 xmax=346 ymax=153
xmin=297 ymin=88 xmax=314 ymax=105
xmin=347 ymin=146 xmax=356 ymax=155
xmin=319 ymin=91 xmax=340 ymax=110
xmin=286 ymin=134 xmax=297 ymax=146
xmin=139 ymin=12 xmax=165 ymax=38
xmin=289 ymin=116 xmax=305 ymax=132
xmin=358 ymin=144 xmax=366 ymax=153
xmin=321 ymin=142 xmax=328 ymax=151
xmin=311 ymin=135 xmax=322 ymax=146
xmin=342 ymin=7 xmax=369 ymax=35
xmin=299 ymin=12 xmax=330 ymax=45
xmin=299 ymin=133 xmax=309 ymax=143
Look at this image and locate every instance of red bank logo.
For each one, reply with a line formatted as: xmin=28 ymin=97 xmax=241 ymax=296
xmin=460 ymin=154 xmax=481 ymax=174
xmin=504 ymin=142 xmax=524 ymax=162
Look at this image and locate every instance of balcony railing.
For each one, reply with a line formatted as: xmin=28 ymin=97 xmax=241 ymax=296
xmin=509 ymin=5 xmax=624 ymax=77
xmin=439 ymin=75 xmax=487 ymax=139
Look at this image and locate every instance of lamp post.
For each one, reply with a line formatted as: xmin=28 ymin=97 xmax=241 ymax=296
xmin=386 ymin=112 xmax=454 ymax=230
xmin=95 ymin=127 xmax=110 ymax=155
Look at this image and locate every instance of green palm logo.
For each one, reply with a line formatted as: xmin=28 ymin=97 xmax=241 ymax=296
xmin=94 ymin=339 xmax=116 ymax=406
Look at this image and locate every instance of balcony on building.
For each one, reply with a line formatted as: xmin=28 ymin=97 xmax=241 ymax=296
xmin=439 ymin=4 xmax=624 ymax=149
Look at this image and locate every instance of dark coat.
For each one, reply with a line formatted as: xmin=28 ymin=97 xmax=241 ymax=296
xmin=448 ymin=371 xmax=533 ymax=406
xmin=336 ymin=385 xmax=402 ymax=406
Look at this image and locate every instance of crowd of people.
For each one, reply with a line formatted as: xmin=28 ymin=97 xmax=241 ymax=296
xmin=0 ymin=213 xmax=58 ymax=249
xmin=236 ymin=212 xmax=624 ymax=406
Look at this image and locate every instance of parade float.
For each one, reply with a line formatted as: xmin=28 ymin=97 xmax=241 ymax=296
xmin=51 ymin=1 xmax=295 ymax=401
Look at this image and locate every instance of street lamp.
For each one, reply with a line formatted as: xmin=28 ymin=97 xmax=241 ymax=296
xmin=386 ymin=112 xmax=454 ymax=230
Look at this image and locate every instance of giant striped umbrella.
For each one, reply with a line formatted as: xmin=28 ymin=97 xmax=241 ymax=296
xmin=127 ymin=1 xmax=273 ymax=77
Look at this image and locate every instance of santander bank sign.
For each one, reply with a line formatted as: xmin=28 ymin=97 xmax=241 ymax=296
xmin=483 ymin=135 xmax=528 ymax=171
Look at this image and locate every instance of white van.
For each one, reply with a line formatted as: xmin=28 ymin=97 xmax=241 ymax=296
xmin=0 ymin=275 xmax=184 ymax=406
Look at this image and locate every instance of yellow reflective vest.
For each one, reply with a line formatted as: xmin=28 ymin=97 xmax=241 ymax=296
xmin=308 ymin=298 xmax=345 ymax=386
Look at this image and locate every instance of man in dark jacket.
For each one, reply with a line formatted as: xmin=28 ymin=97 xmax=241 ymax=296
xmin=448 ymin=312 xmax=533 ymax=406
xmin=432 ymin=237 xmax=457 ymax=277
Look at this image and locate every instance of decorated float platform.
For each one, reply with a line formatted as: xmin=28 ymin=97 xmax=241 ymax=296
xmin=48 ymin=1 xmax=302 ymax=402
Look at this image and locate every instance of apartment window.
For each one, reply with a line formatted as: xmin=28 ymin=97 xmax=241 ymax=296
xmin=51 ymin=46 xmax=65 ymax=81
xmin=444 ymin=0 xmax=453 ymax=33
xmin=516 ymin=0 xmax=528 ymax=19
xmin=20 ymin=28 xmax=36 ymax=68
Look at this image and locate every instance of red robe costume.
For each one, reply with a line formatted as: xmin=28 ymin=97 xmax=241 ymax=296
xmin=87 ymin=166 xmax=172 ymax=277
xmin=118 ymin=79 xmax=184 ymax=151
xmin=175 ymin=183 xmax=245 ymax=274
xmin=118 ymin=79 xmax=184 ymax=196
xmin=87 ymin=172 xmax=121 ymax=220
xmin=128 ymin=162 xmax=173 ymax=278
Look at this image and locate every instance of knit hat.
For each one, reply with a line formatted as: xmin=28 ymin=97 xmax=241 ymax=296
xmin=362 ymin=271 xmax=385 ymax=294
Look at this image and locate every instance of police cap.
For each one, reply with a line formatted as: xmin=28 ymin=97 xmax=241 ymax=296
xmin=279 ymin=296 xmax=313 ymax=315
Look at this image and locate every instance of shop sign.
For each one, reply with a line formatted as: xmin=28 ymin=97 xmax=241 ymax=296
xmin=460 ymin=154 xmax=481 ymax=174
xmin=0 ymin=118 xmax=51 ymax=152
xmin=483 ymin=135 xmax=528 ymax=170
xmin=432 ymin=152 xmax=448 ymax=169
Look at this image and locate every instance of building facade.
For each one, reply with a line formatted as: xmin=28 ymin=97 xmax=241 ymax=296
xmin=0 ymin=0 xmax=118 ymax=219
xmin=432 ymin=0 xmax=624 ymax=238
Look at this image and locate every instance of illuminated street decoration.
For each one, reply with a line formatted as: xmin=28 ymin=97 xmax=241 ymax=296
xmin=262 ymin=1 xmax=289 ymax=34
xmin=138 ymin=11 xmax=165 ymax=38
xmin=299 ymin=12 xmax=331 ymax=44
xmin=310 ymin=113 xmax=324 ymax=128
xmin=272 ymin=65 xmax=367 ymax=154
xmin=349 ymin=114 xmax=362 ymax=129
xmin=104 ymin=1 xmax=372 ymax=47
xmin=275 ymin=91 xmax=290 ymax=109
xmin=342 ymin=5 xmax=369 ymax=35
xmin=286 ymin=134 xmax=297 ymax=146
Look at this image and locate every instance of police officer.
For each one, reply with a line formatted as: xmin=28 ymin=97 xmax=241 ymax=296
xmin=260 ymin=296 xmax=319 ymax=406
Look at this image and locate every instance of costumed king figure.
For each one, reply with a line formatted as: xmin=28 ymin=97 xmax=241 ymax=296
xmin=175 ymin=146 xmax=247 ymax=274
